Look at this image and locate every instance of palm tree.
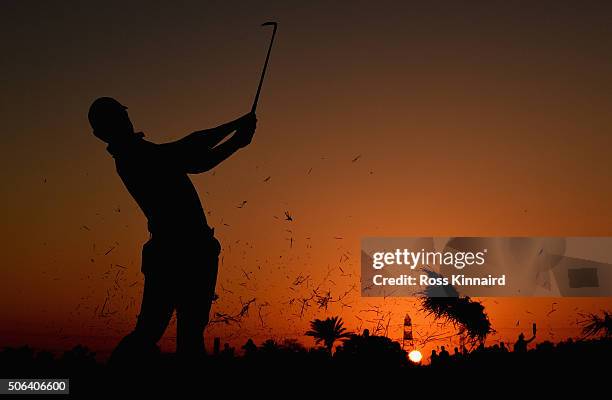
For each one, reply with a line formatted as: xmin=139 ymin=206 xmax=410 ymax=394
xmin=305 ymin=316 xmax=352 ymax=354
xmin=579 ymin=311 xmax=612 ymax=338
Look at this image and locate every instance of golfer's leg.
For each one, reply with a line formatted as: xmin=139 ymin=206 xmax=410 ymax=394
xmin=135 ymin=273 xmax=174 ymax=342
xmin=110 ymin=272 xmax=174 ymax=363
xmin=176 ymin=304 xmax=205 ymax=358
xmin=176 ymin=255 xmax=219 ymax=357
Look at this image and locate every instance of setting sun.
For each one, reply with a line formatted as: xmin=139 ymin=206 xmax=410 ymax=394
xmin=408 ymin=350 xmax=423 ymax=363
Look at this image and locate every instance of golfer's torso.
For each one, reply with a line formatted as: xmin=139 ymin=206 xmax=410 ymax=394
xmin=114 ymin=140 xmax=212 ymax=240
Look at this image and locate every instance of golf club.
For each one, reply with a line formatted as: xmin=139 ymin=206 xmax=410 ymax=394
xmin=251 ymin=21 xmax=278 ymax=113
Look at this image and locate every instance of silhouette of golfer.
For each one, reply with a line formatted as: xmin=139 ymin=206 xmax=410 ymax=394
xmin=88 ymin=97 xmax=256 ymax=363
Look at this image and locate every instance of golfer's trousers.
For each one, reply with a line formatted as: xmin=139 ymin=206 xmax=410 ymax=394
xmin=116 ymin=234 xmax=220 ymax=359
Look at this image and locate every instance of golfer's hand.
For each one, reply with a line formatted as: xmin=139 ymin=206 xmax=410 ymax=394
xmin=236 ymin=112 xmax=257 ymax=148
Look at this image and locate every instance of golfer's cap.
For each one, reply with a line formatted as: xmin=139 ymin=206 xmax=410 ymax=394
xmin=88 ymin=97 xmax=128 ymax=128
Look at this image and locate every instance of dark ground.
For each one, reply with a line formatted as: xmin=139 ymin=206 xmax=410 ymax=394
xmin=1 ymin=336 xmax=609 ymax=397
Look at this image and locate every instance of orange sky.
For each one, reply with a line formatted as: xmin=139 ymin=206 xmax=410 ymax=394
xmin=1 ymin=1 xmax=612 ymax=357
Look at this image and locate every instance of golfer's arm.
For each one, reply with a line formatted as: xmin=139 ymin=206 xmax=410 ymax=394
xmin=163 ymin=132 xmax=243 ymax=174
xmin=177 ymin=119 xmax=241 ymax=149
xmin=189 ymin=134 xmax=244 ymax=173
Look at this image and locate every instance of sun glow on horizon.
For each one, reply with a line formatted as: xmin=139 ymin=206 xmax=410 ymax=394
xmin=408 ymin=350 xmax=423 ymax=363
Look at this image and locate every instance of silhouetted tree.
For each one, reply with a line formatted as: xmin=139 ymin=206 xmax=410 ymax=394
xmin=420 ymin=271 xmax=493 ymax=346
xmin=305 ymin=316 xmax=352 ymax=354
xmin=260 ymin=339 xmax=280 ymax=354
xmin=420 ymin=296 xmax=493 ymax=346
xmin=335 ymin=333 xmax=408 ymax=368
xmin=579 ymin=311 xmax=612 ymax=338
xmin=281 ymin=338 xmax=307 ymax=353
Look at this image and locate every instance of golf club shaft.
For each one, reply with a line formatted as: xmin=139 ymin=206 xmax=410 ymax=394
xmin=252 ymin=23 xmax=277 ymax=113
